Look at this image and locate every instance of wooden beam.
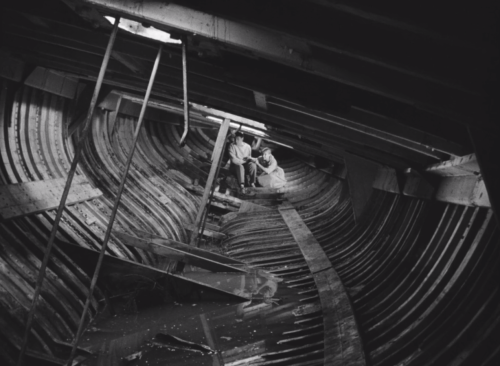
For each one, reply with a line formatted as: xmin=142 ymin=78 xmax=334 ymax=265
xmin=115 ymin=230 xmax=246 ymax=272
xmin=307 ymin=1 xmax=480 ymax=49
xmin=344 ymin=153 xmax=380 ymax=222
xmin=426 ymin=153 xmax=480 ymax=176
xmin=111 ymin=51 xmax=146 ymax=75
xmin=278 ymin=201 xmax=366 ymax=366
xmin=59 ymin=0 xmax=111 ymax=29
xmin=57 ymin=240 xmax=248 ymax=300
xmin=434 ymin=175 xmax=490 ymax=207
xmin=372 ymin=166 xmax=401 ymax=194
xmin=403 ymin=168 xmax=435 ymax=200
xmin=468 ymin=127 xmax=500 ymax=226
xmin=271 ymin=100 xmax=456 ymax=158
xmin=80 ymin=0 xmax=488 ymax=127
xmin=24 ymin=66 xmax=78 ymax=99
xmin=190 ymin=118 xmax=230 ymax=245
xmin=0 ymin=176 xmax=102 ymax=221
xmin=254 ymin=91 xmax=267 ymax=110
xmin=239 ymin=201 xmax=272 ymax=213
xmin=184 ymin=224 xmax=227 ymax=240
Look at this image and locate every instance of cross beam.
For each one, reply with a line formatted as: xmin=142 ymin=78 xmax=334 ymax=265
xmin=80 ymin=0 xmax=488 ymax=128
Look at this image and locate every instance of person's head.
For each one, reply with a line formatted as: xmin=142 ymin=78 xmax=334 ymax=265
xmin=262 ymin=147 xmax=272 ymax=160
xmin=235 ymin=131 xmax=244 ymax=145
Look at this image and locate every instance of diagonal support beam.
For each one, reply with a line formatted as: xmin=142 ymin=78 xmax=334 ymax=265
xmin=114 ymin=231 xmax=246 ymax=273
xmin=190 ymin=118 xmax=230 ymax=245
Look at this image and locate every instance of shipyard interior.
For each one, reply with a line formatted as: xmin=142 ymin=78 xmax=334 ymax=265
xmin=1 ymin=1 xmax=500 ymax=366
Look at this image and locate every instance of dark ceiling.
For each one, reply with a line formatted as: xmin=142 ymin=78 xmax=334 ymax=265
xmin=1 ymin=0 xmax=499 ymax=170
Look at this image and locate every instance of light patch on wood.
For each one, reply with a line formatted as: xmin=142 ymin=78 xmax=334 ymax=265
xmin=0 ymin=176 xmax=102 ymax=221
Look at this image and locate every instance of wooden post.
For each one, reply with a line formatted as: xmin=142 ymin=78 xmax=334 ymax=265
xmin=190 ymin=118 xmax=230 ymax=245
xmin=16 ymin=17 xmax=120 ymax=366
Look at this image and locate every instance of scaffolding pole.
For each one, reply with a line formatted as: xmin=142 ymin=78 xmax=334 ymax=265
xmin=179 ymin=36 xmax=189 ymax=147
xmin=65 ymin=43 xmax=163 ymax=366
xmin=16 ymin=17 xmax=121 ymax=366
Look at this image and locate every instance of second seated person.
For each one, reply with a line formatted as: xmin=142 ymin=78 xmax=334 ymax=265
xmin=253 ymin=147 xmax=287 ymax=189
xmin=228 ymin=132 xmax=257 ymax=190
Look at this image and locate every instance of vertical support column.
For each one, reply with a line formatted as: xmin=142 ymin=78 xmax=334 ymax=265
xmin=16 ymin=17 xmax=121 ymax=366
xmin=65 ymin=44 xmax=163 ymax=366
xmin=190 ymin=119 xmax=231 ymax=245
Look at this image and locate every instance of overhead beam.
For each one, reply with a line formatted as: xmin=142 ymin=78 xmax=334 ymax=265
xmin=425 ymin=153 xmax=480 ymax=176
xmin=307 ymin=0 xmax=482 ymax=49
xmin=4 ymin=11 xmax=466 ymax=161
xmin=80 ymin=0 xmax=489 ymax=128
xmin=434 ymin=175 xmax=490 ymax=207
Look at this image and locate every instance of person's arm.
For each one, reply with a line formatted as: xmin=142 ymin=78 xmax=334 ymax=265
xmin=229 ymin=144 xmax=245 ymax=165
xmin=251 ymin=137 xmax=262 ymax=151
xmin=255 ymin=155 xmax=277 ymax=174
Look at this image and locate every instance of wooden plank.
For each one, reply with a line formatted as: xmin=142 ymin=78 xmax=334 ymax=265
xmin=24 ymin=66 xmax=78 ymax=99
xmin=239 ymin=201 xmax=272 ymax=213
xmin=345 ymin=153 xmax=380 ymax=222
xmin=435 ymin=175 xmax=490 ymax=207
xmin=114 ymin=231 xmax=247 ymax=272
xmin=0 ymin=176 xmax=102 ymax=221
xmin=403 ymin=168 xmax=434 ymax=200
xmin=190 ymin=118 xmax=231 ymax=245
xmin=278 ymin=201 xmax=331 ymax=274
xmin=278 ymin=201 xmax=366 ymax=366
xmin=56 ymin=241 xmax=248 ymax=301
xmin=372 ymin=166 xmax=400 ymax=194
xmin=185 ymin=224 xmax=227 ymax=240
xmin=426 ymin=153 xmax=480 ymax=176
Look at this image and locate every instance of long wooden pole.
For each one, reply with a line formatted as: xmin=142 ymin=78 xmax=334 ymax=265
xmin=190 ymin=119 xmax=230 ymax=245
xmin=65 ymin=44 xmax=163 ymax=366
xmin=197 ymin=135 xmax=229 ymax=246
xmin=16 ymin=17 xmax=120 ymax=366
xmin=179 ymin=37 xmax=189 ymax=146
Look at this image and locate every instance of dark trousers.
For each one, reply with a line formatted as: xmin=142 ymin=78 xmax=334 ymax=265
xmin=232 ymin=161 xmax=257 ymax=186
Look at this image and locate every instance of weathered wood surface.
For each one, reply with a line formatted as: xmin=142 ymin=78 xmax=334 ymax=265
xmin=190 ymin=118 xmax=230 ymax=245
xmin=57 ymin=241 xmax=249 ymax=300
xmin=184 ymin=223 xmax=227 ymax=240
xmin=435 ymin=175 xmax=490 ymax=207
xmin=238 ymin=200 xmax=272 ymax=213
xmin=24 ymin=66 xmax=78 ymax=99
xmin=278 ymin=201 xmax=366 ymax=366
xmin=372 ymin=166 xmax=400 ymax=194
xmin=426 ymin=153 xmax=480 ymax=176
xmin=118 ymin=230 xmax=246 ymax=268
xmin=402 ymin=168 xmax=434 ymax=199
xmin=0 ymin=176 xmax=102 ymax=221
xmin=344 ymin=153 xmax=379 ymax=222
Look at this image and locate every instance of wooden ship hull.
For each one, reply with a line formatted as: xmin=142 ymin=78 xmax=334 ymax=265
xmin=1 ymin=1 xmax=499 ymax=365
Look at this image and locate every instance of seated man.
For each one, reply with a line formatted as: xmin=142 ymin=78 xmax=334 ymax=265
xmin=253 ymin=147 xmax=287 ymax=189
xmin=228 ymin=132 xmax=257 ymax=190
